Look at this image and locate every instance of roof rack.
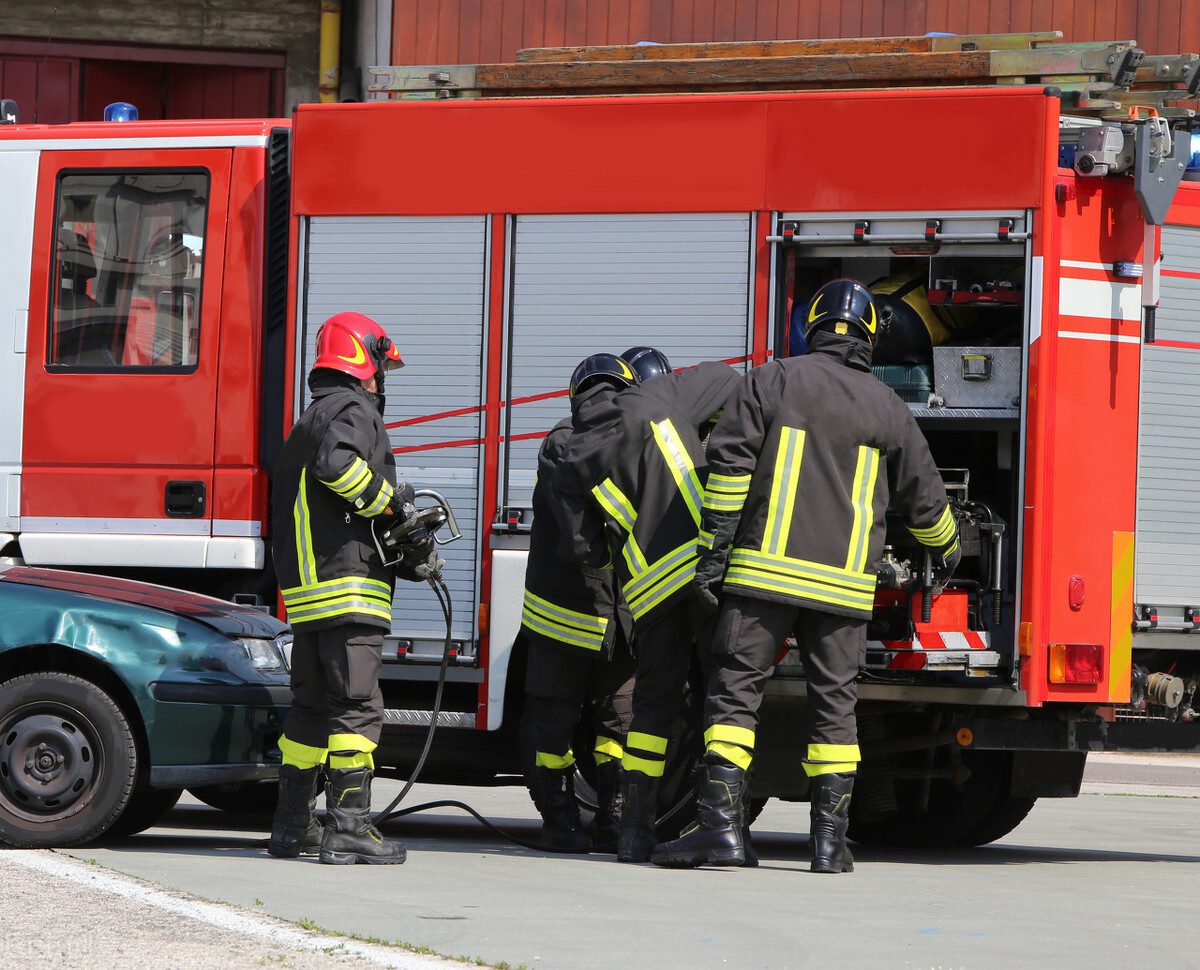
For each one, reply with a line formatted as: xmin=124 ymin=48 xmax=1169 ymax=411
xmin=368 ymin=31 xmax=1200 ymax=121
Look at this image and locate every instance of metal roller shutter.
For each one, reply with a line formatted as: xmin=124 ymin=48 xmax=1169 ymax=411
xmin=1136 ymin=224 xmax=1200 ymax=607
xmin=503 ymin=212 xmax=754 ymax=510
xmin=302 ymin=216 xmax=487 ymax=644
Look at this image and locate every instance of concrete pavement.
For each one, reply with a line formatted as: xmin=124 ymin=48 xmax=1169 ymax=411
xmin=13 ymin=753 xmax=1195 ymax=970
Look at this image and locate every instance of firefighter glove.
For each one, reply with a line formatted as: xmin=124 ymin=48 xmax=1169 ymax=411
xmin=693 ymin=510 xmax=739 ymax=614
xmin=395 ymin=535 xmax=444 ymax=584
xmin=931 ymin=541 xmax=961 ymax=595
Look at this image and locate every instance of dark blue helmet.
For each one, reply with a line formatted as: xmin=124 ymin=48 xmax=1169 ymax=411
xmin=620 ymin=346 xmax=673 ymax=383
xmin=802 ymin=278 xmax=879 ymax=344
xmin=569 ymin=352 xmax=639 ymax=399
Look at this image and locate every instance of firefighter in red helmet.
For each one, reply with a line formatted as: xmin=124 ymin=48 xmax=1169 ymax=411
xmin=268 ymin=311 xmax=440 ymax=865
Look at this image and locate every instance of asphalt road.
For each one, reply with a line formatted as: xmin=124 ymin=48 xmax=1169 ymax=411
xmin=1 ymin=753 xmax=1191 ymax=969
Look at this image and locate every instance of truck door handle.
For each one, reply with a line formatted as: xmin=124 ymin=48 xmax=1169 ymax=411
xmin=165 ymin=481 xmax=206 ymax=518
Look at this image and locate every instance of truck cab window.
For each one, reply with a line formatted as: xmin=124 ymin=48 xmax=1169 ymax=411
xmin=48 ymin=171 xmax=209 ymax=371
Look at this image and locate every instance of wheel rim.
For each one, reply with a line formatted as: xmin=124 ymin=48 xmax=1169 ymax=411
xmin=0 ymin=704 xmax=104 ymax=823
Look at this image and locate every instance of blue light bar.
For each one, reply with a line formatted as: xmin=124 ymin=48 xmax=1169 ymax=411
xmin=103 ymin=102 xmax=139 ymax=122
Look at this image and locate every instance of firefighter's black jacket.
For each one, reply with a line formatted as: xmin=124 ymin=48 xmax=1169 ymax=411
xmin=521 ymin=417 xmax=630 ymax=658
xmin=272 ymin=370 xmax=404 ymax=631
xmin=704 ymin=331 xmax=957 ymax=620
xmin=555 ymin=362 xmax=740 ymax=624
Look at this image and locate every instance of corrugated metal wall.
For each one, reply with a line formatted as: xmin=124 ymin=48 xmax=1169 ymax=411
xmin=391 ymin=1 xmax=1200 ymax=64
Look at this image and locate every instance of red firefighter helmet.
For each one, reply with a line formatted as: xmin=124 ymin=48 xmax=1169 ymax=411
xmin=312 ymin=311 xmax=403 ymax=380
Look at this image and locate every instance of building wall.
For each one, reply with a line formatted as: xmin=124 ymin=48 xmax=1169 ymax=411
xmin=390 ymin=0 xmax=1200 ymax=64
xmin=1 ymin=0 xmax=321 ymax=113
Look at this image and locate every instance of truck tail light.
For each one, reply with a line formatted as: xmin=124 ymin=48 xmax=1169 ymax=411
xmin=1049 ymin=643 xmax=1103 ymax=684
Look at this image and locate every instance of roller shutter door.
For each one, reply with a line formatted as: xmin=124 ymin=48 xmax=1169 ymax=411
xmin=1136 ymin=224 xmax=1200 ymax=607
xmin=503 ymin=212 xmax=755 ymax=510
xmin=302 ymin=216 xmax=486 ymax=644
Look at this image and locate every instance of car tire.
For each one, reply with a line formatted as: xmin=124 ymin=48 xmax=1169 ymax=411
xmin=0 ymin=672 xmax=137 ymax=848
xmin=188 ymin=780 xmax=280 ymax=816
xmin=106 ymin=786 xmax=183 ymax=838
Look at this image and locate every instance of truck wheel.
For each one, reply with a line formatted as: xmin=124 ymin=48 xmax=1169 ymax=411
xmin=0 ymin=672 xmax=137 ymax=847
xmin=848 ymin=750 xmax=1034 ymax=848
xmin=106 ymin=786 xmax=183 ymax=838
xmin=189 ymin=781 xmax=281 ymax=816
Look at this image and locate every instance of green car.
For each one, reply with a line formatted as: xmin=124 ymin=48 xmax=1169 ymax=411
xmin=0 ymin=565 xmax=291 ymax=847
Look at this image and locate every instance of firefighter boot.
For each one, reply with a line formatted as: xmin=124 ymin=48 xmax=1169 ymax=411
xmin=319 ymin=767 xmax=407 ymax=865
xmin=651 ymin=759 xmax=745 ymax=868
xmin=741 ymin=767 xmax=759 ymax=868
xmin=267 ymin=764 xmax=324 ymax=858
xmin=534 ymin=765 xmax=591 ymax=854
xmin=591 ymin=760 xmax=624 ymax=853
xmin=809 ymin=772 xmax=855 ymax=874
xmin=616 ymin=771 xmax=659 ymax=863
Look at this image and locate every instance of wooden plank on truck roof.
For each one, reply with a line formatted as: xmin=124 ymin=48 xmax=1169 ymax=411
xmin=515 ymin=31 xmax=1066 ymax=63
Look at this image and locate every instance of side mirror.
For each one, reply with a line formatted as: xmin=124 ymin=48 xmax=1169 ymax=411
xmin=0 ymin=100 xmax=17 ymax=125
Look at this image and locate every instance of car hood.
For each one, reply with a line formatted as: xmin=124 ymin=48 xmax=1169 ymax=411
xmin=0 ymin=566 xmax=288 ymax=639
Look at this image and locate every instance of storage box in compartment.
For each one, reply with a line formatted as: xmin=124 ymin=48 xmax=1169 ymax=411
xmin=871 ymin=364 xmax=932 ymax=404
xmin=932 ymin=346 xmax=1021 ymax=409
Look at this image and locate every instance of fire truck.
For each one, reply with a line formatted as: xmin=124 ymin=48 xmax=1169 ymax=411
xmin=2 ymin=31 xmax=1199 ymax=843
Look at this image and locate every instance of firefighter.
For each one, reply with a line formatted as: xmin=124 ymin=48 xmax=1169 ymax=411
xmin=267 ymin=311 xmax=441 ymax=866
xmin=653 ymin=279 xmax=960 ymax=873
xmin=521 ymin=348 xmax=665 ymax=853
xmin=555 ymin=350 xmax=740 ymax=863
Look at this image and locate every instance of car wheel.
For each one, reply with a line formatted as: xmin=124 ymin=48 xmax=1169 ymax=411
xmin=106 ymin=786 xmax=183 ymax=838
xmin=0 ymin=672 xmax=137 ymax=848
xmin=189 ymin=780 xmax=280 ymax=816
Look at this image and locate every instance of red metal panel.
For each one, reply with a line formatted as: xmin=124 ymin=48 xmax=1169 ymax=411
xmin=212 ymin=146 xmax=269 ymax=529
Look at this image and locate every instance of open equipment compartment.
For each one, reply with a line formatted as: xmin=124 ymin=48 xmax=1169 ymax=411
xmin=770 ymin=211 xmax=1030 ymax=686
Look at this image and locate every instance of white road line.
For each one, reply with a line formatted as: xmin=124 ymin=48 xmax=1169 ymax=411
xmin=5 ymin=850 xmax=474 ymax=970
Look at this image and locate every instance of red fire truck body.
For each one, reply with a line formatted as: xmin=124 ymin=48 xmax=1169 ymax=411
xmin=2 ymin=78 xmax=1199 ymax=834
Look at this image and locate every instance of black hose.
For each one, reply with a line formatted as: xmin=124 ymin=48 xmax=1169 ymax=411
xmin=368 ymin=577 xmax=564 ymax=853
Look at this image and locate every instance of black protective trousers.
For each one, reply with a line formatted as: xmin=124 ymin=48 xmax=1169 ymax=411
xmin=704 ymin=594 xmax=867 ymax=775
xmin=282 ymin=623 xmax=385 ymax=758
xmin=525 ymin=639 xmax=635 ymax=767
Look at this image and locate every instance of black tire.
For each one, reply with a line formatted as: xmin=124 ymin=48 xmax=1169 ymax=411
xmin=0 ymin=672 xmax=137 ymax=848
xmin=188 ymin=780 xmax=280 ymax=816
xmin=106 ymin=786 xmax=183 ymax=838
xmin=848 ymin=749 xmax=1035 ymax=848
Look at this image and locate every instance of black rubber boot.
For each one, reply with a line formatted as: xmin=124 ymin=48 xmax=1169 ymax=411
xmin=534 ymin=765 xmax=591 ymax=853
xmin=809 ymin=771 xmax=855 ymax=874
xmin=616 ymin=771 xmax=659 ymax=863
xmin=590 ymin=760 xmax=624 ymax=853
xmin=319 ymin=767 xmax=407 ymax=865
xmin=651 ymin=759 xmax=745 ymax=868
xmin=267 ymin=765 xmax=324 ymax=858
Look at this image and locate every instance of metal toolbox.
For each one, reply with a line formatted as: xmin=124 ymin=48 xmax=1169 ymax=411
xmin=931 ymin=346 xmax=1022 ymax=409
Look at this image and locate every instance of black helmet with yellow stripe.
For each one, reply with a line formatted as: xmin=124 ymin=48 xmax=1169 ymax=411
xmin=569 ymin=352 xmax=640 ymax=398
xmin=801 ymin=278 xmax=879 ymax=344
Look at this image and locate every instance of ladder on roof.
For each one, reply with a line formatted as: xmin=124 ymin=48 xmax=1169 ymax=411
xmin=367 ymin=30 xmax=1200 ymax=121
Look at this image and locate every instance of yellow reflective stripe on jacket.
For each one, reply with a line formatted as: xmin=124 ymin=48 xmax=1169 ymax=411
xmin=845 ymin=445 xmax=881 ymax=573
xmin=281 ymin=576 xmax=393 ymax=606
xmin=704 ymin=724 xmax=756 ymax=749
xmin=521 ymin=593 xmax=607 ymax=652
xmin=650 ymin=418 xmax=703 ymax=527
xmin=322 ymin=456 xmax=373 ymax=502
xmin=624 ymin=540 xmax=699 ymax=619
xmin=285 ymin=595 xmax=393 ymax=624
xmin=622 ymin=536 xmax=649 ymax=576
xmin=358 ymin=478 xmax=394 ymax=518
xmin=292 ymin=469 xmax=318 ymax=587
xmin=762 ymin=426 xmax=806 ymax=556
xmin=726 ymin=548 xmax=876 ymax=613
xmin=698 ymin=529 xmax=715 ymax=550
xmin=523 ymin=590 xmax=608 ymax=633
xmin=702 ymin=471 xmax=751 ymax=513
xmin=908 ymin=504 xmax=956 ymax=547
xmin=593 ymin=478 xmax=637 ymax=533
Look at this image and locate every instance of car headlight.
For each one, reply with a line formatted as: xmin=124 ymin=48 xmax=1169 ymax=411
xmin=238 ymin=637 xmax=287 ymax=672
